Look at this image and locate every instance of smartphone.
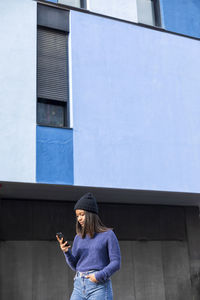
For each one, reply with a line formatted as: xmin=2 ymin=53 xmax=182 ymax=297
xmin=56 ymin=232 xmax=70 ymax=246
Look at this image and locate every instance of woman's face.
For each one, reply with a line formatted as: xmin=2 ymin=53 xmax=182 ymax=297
xmin=76 ymin=209 xmax=86 ymax=227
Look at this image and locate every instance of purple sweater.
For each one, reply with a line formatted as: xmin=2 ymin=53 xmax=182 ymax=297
xmin=64 ymin=229 xmax=121 ymax=282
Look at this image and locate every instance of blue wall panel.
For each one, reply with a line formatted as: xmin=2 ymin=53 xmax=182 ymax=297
xmin=160 ymin=0 xmax=200 ymax=38
xmin=45 ymin=0 xmax=57 ymax=2
xmin=71 ymin=11 xmax=200 ymax=193
xmin=36 ymin=126 xmax=74 ymax=184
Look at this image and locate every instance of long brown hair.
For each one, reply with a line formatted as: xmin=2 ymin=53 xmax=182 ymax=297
xmin=76 ymin=211 xmax=111 ymax=238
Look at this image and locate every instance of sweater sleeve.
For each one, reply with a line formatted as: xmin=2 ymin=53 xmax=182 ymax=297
xmin=63 ymin=235 xmax=79 ymax=271
xmin=95 ymin=230 xmax=121 ymax=283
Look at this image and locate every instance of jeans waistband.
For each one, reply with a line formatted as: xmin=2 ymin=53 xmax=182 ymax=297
xmin=76 ymin=270 xmax=96 ymax=277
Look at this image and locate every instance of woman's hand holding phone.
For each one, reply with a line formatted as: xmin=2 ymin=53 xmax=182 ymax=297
xmin=56 ymin=232 xmax=71 ymax=253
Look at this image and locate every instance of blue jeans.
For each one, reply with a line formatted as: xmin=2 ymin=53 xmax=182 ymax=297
xmin=70 ymin=271 xmax=113 ymax=300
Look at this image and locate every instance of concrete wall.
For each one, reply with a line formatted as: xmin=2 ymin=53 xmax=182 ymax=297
xmin=0 ymin=0 xmax=36 ymax=183
xmin=160 ymin=0 xmax=200 ymax=38
xmin=71 ymin=11 xmax=200 ymax=193
xmin=0 ymin=199 xmax=186 ymax=241
xmin=0 ymin=241 xmax=74 ymax=300
xmin=0 ymin=240 xmax=192 ymax=300
xmin=186 ymin=207 xmax=200 ymax=299
xmin=1 ymin=199 xmax=198 ymax=300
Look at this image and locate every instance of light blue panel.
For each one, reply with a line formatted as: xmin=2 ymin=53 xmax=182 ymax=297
xmin=160 ymin=0 xmax=200 ymax=38
xmin=46 ymin=0 xmax=58 ymax=2
xmin=36 ymin=126 xmax=74 ymax=184
xmin=71 ymin=11 xmax=200 ymax=193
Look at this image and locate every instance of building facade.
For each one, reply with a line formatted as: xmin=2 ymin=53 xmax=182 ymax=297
xmin=1 ymin=0 xmax=200 ymax=299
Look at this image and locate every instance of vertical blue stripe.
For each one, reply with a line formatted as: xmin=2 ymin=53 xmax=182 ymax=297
xmin=36 ymin=126 xmax=74 ymax=184
xmin=160 ymin=0 xmax=200 ymax=38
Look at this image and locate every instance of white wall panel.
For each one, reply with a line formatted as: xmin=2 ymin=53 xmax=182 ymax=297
xmin=88 ymin=0 xmax=138 ymax=23
xmin=0 ymin=0 xmax=36 ymax=182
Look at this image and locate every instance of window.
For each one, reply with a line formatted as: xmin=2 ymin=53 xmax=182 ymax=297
xmin=87 ymin=0 xmax=161 ymax=26
xmin=37 ymin=5 xmax=70 ymax=128
xmin=58 ymin=0 xmax=87 ymax=8
xmin=55 ymin=0 xmax=161 ymax=27
xmin=44 ymin=0 xmax=161 ymax=27
xmin=137 ymin=0 xmax=155 ymax=26
xmin=58 ymin=0 xmax=81 ymax=8
xmin=137 ymin=0 xmax=161 ymax=26
xmin=37 ymin=99 xmax=66 ymax=128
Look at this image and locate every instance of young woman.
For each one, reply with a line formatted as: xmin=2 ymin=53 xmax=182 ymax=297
xmin=57 ymin=192 xmax=121 ymax=300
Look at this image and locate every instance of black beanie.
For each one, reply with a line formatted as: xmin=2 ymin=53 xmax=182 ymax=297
xmin=74 ymin=192 xmax=98 ymax=214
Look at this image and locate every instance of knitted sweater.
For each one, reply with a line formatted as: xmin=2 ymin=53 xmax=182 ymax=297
xmin=64 ymin=229 xmax=121 ymax=282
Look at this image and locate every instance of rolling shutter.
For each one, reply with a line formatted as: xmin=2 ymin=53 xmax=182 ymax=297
xmin=37 ymin=27 xmax=69 ymax=102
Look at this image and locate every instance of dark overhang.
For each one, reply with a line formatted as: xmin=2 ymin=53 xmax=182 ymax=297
xmin=1 ymin=181 xmax=200 ymax=207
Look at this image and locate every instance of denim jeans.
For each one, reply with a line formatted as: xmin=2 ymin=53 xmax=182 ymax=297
xmin=70 ymin=271 xmax=113 ymax=300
